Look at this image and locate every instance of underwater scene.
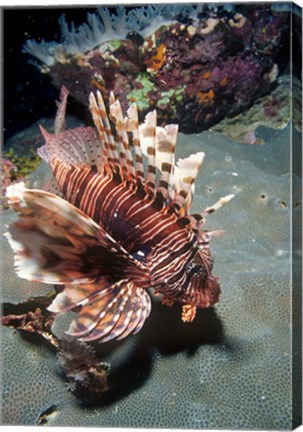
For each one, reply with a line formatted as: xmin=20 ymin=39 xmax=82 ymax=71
xmin=1 ymin=2 xmax=302 ymax=429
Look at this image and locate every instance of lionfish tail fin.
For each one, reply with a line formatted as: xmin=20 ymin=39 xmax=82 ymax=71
xmin=65 ymin=280 xmax=151 ymax=343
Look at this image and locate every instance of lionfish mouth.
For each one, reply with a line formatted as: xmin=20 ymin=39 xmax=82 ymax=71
xmin=5 ymin=86 xmax=234 ymax=343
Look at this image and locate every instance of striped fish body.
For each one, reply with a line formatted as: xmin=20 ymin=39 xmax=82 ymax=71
xmin=48 ymin=139 xmax=213 ymax=311
xmin=5 ymin=88 xmax=234 ymax=342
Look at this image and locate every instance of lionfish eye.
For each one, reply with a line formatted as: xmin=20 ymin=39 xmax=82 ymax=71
xmin=131 ymin=245 xmax=151 ymax=263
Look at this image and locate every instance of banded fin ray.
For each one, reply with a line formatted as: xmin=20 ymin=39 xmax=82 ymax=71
xmin=156 ymin=124 xmax=178 ymax=202
xmin=5 ymin=182 xmax=146 ymax=285
xmin=42 ymin=89 xmax=203 ymax=217
xmin=65 ymin=280 xmax=151 ymax=342
xmin=173 ymin=152 xmax=205 ymax=216
xmin=89 ymin=91 xmax=120 ymax=174
xmin=126 ymin=103 xmax=145 ymax=184
xmin=48 ymin=280 xmax=113 ymax=313
xmin=109 ymin=93 xmax=136 ymax=183
xmin=139 ymin=111 xmax=157 ymax=197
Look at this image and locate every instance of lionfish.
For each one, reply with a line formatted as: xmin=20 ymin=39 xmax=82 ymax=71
xmin=5 ymin=87 xmax=234 ymax=343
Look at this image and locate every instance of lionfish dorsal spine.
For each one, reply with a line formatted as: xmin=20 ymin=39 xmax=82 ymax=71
xmin=126 ymin=103 xmax=145 ymax=185
xmin=155 ymin=124 xmax=178 ymax=202
xmin=89 ymin=91 xmax=120 ymax=175
xmin=108 ymin=93 xmax=136 ymax=183
xmin=54 ymin=85 xmax=69 ymax=134
xmin=138 ymin=110 xmax=157 ymax=197
xmin=172 ymin=152 xmax=205 ymax=216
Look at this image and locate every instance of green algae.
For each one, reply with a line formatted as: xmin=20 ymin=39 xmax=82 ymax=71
xmin=158 ymin=87 xmax=185 ymax=112
xmin=126 ymin=73 xmax=155 ymax=110
xmin=3 ymin=148 xmax=42 ymax=178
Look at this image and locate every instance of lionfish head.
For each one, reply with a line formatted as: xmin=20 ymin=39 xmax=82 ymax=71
xmin=152 ymin=242 xmax=220 ymax=314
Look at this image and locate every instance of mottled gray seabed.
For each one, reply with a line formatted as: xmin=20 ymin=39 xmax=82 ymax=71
xmin=1 ymin=123 xmax=300 ymax=429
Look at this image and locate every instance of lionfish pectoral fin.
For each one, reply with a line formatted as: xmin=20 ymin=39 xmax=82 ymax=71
xmin=47 ymin=280 xmax=113 ymax=313
xmin=181 ymin=304 xmax=197 ymax=322
xmin=5 ymin=183 xmax=142 ymax=285
xmin=65 ymin=281 xmax=152 ymax=343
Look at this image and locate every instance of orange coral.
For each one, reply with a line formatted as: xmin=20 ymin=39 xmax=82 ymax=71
xmin=145 ymin=44 xmax=166 ymax=71
xmin=197 ymin=89 xmax=215 ymax=104
xmin=219 ymin=76 xmax=229 ymax=87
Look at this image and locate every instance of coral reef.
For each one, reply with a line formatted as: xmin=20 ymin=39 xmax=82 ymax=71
xmin=3 ymin=148 xmax=42 ymax=181
xmin=1 ymin=121 xmax=301 ymax=428
xmin=1 ymin=149 xmax=41 ymax=211
xmin=211 ymin=74 xmax=301 ymax=144
xmin=23 ymin=4 xmax=290 ymax=132
xmin=0 ymin=158 xmax=19 ymax=211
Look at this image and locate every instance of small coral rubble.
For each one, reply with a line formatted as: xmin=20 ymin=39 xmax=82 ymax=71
xmin=1 ymin=307 xmax=54 ymax=339
xmin=57 ymin=336 xmax=109 ymax=399
xmin=24 ymin=4 xmax=290 ymax=133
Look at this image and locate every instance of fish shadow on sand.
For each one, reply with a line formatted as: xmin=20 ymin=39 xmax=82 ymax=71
xmin=90 ymin=302 xmax=223 ymax=407
xmin=3 ymin=298 xmax=223 ymax=408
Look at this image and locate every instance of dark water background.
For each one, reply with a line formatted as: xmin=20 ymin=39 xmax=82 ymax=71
xmin=3 ymin=7 xmax=97 ymax=141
